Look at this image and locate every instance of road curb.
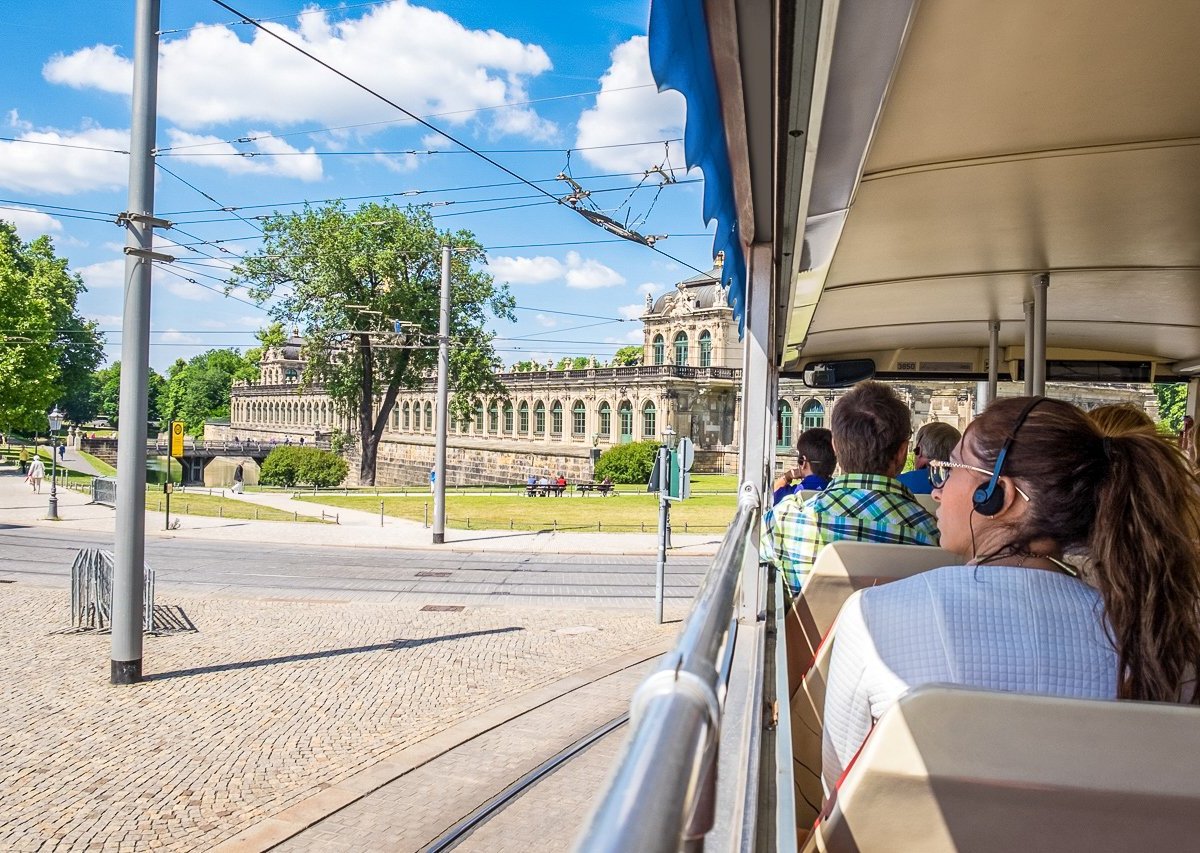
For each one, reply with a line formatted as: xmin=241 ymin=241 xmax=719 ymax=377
xmin=211 ymin=637 xmax=672 ymax=852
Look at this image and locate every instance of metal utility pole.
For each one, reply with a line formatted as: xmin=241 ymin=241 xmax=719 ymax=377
xmin=654 ymin=443 xmax=670 ymax=625
xmin=432 ymin=245 xmax=450 ymax=544
xmin=111 ymin=0 xmax=161 ymax=685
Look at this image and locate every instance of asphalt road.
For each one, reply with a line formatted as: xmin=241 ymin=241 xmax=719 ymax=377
xmin=0 ymin=525 xmax=708 ymax=608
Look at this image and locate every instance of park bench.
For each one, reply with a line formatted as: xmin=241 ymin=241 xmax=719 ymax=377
xmin=575 ymin=482 xmax=617 ymax=496
xmin=525 ymin=484 xmax=566 ymax=497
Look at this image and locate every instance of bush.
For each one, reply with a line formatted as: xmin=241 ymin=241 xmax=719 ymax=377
xmin=594 ymin=440 xmax=660 ymax=484
xmin=260 ymin=446 xmax=348 ymax=488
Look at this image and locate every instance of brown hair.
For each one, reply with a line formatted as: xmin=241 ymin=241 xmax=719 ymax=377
xmin=964 ymin=397 xmax=1200 ymax=704
xmin=830 ymin=381 xmax=912 ymax=473
xmin=1087 ymin=403 xmax=1157 ymax=438
xmin=796 ymin=427 xmax=836 ymax=479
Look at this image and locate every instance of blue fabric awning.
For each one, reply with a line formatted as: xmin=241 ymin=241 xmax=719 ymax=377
xmin=648 ymin=0 xmax=747 ymax=336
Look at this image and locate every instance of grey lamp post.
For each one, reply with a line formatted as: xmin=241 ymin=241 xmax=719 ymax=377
xmin=46 ymin=405 xmax=63 ymax=520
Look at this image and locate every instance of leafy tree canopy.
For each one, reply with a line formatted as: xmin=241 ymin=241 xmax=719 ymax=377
xmin=613 ymin=345 xmax=643 ymax=366
xmin=230 ymin=201 xmax=515 ymax=484
xmin=594 ymin=440 xmax=660 ymax=483
xmin=0 ymin=224 xmax=103 ymax=433
xmin=159 ymin=349 xmax=252 ymax=436
xmin=1154 ymin=382 xmax=1188 ymax=433
xmin=236 ymin=322 xmax=286 ymax=383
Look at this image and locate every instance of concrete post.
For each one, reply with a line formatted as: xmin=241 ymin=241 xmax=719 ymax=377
xmin=1031 ymin=274 xmax=1049 ymax=396
xmin=987 ymin=320 xmax=1000 ymax=405
xmin=432 ymin=245 xmax=450 ymax=544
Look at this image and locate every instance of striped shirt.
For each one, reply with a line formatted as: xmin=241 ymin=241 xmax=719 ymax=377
xmin=760 ymin=473 xmax=940 ymax=598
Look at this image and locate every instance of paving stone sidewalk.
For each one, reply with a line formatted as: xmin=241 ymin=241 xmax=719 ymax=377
xmin=0 ymin=585 xmax=676 ymax=852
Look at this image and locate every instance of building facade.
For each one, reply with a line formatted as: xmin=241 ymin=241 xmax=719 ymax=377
xmin=221 ymin=264 xmax=1157 ymax=485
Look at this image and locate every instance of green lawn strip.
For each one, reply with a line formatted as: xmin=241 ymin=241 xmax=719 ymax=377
xmin=145 ymin=489 xmax=325 ymax=522
xmin=77 ymin=450 xmax=117 ymax=476
xmin=296 ymin=492 xmax=738 ymax=532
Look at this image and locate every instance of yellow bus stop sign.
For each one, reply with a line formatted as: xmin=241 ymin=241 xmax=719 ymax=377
xmin=170 ymin=421 xmax=184 ymax=458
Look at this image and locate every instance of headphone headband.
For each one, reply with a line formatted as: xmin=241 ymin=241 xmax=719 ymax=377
xmin=973 ymin=396 xmax=1049 ymax=515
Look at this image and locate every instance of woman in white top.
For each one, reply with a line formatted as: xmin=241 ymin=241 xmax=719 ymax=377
xmin=26 ymin=456 xmax=46 ymax=493
xmin=822 ymin=396 xmax=1200 ymax=793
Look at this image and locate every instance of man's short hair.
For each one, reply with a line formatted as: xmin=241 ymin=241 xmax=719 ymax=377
xmin=831 ymin=381 xmax=912 ymax=473
xmin=796 ymin=428 xmax=836 ymax=478
xmin=914 ymin=421 xmax=961 ymax=461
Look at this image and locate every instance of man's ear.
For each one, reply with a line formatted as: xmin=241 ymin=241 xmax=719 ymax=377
xmin=888 ymin=441 xmax=909 ymax=477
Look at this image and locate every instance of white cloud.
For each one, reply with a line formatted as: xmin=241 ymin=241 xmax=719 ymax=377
xmin=563 ymin=251 xmax=624 ymax=289
xmin=158 ymin=329 xmax=202 ymax=344
xmin=45 ymin=2 xmax=555 ymax=139
xmin=487 ymin=251 xmax=624 ymax=289
xmin=0 ymin=126 xmax=128 ymax=194
xmin=636 ymin=281 xmax=664 ymax=298
xmin=88 ymin=313 xmax=124 ymax=327
xmin=575 ymin=36 xmax=685 ymax=175
xmin=163 ymin=129 xmax=323 ymax=181
xmin=77 ymin=258 xmax=126 ymax=290
xmin=617 ymin=303 xmax=645 ymax=320
xmin=0 ymin=206 xmax=63 ymax=240
xmin=605 ymin=329 xmax=645 ymax=345
xmin=487 ymin=254 xmax=564 ymax=284
xmin=162 ymin=278 xmax=210 ymax=301
xmin=534 ymin=314 xmax=557 ymax=328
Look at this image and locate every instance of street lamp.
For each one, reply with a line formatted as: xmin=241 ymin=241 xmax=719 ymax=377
xmin=46 ymin=405 xmax=63 ymax=520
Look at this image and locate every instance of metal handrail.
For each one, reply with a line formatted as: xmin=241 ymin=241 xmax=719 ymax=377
xmin=575 ymin=484 xmax=762 ymax=853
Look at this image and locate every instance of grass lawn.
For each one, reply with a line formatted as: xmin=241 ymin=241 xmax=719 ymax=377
xmin=77 ymin=450 xmax=117 ymax=476
xmin=146 ymin=489 xmax=326 ymax=522
xmin=296 ymin=491 xmax=740 ymax=532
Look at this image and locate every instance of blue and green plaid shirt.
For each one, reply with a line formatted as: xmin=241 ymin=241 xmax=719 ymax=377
xmin=760 ymin=473 xmax=940 ymax=598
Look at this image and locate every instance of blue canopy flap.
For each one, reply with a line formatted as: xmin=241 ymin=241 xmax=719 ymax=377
xmin=648 ymin=0 xmax=747 ymax=335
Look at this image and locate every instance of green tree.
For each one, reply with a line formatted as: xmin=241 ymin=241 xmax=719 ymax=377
xmin=0 ymin=224 xmax=104 ymax=433
xmin=232 ymin=202 xmax=515 ymax=485
xmin=91 ymin=362 xmax=166 ymax=429
xmin=613 ymin=345 xmax=642 ymax=366
xmin=159 ymin=349 xmax=252 ymax=436
xmin=259 ymin=446 xmax=348 ymax=488
xmin=594 ymin=440 xmax=660 ymax=483
xmin=236 ymin=322 xmax=287 ymax=383
xmin=1154 ymin=383 xmax=1188 ymax=434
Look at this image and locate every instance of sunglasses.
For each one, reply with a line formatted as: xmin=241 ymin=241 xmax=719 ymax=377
xmin=927 ymin=459 xmax=1031 ymax=501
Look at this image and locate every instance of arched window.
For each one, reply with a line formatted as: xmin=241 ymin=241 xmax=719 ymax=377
xmin=802 ymin=399 xmax=825 ymax=430
xmin=674 ymin=332 xmax=689 ymax=366
xmin=550 ymin=400 xmax=563 ymax=435
xmin=488 ymin=400 xmax=499 ymax=433
xmin=699 ymin=330 xmax=712 ymax=367
xmin=403 ymin=402 xmax=410 ymax=430
xmin=534 ymin=401 xmax=546 ymax=435
xmin=424 ymin=401 xmax=433 ymax=430
xmin=473 ymin=399 xmax=484 ymax=432
xmin=284 ymin=368 xmax=298 ymax=382
xmin=518 ymin=401 xmax=529 ymax=434
xmin=503 ymin=401 xmax=514 ymax=434
xmin=777 ymin=400 xmax=793 ymax=448
xmin=619 ymin=401 xmax=634 ymax=443
xmin=642 ymin=400 xmax=657 ymax=438
xmin=572 ymin=400 xmax=587 ymax=436
xmin=598 ymin=402 xmax=612 ymax=438
xmin=652 ymin=334 xmax=665 ymax=365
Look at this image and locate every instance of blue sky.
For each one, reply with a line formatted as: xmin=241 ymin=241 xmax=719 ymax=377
xmin=0 ymin=0 xmax=713 ymax=372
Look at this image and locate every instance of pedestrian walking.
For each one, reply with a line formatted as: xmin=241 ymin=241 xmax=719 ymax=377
xmin=27 ymin=456 xmax=45 ymax=493
xmin=18 ymin=445 xmax=29 ymax=475
xmin=429 ymin=468 xmax=436 ymax=493
xmin=232 ymin=463 xmax=245 ymax=494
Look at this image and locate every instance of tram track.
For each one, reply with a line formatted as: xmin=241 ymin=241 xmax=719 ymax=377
xmin=422 ymin=712 xmax=630 ymax=853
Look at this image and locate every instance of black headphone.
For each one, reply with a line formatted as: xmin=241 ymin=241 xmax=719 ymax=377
xmin=972 ymin=397 xmax=1049 ymax=516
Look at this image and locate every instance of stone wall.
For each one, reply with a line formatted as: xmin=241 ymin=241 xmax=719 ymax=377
xmin=80 ymin=437 xmax=119 ymax=465
xmin=348 ymin=436 xmax=601 ymax=487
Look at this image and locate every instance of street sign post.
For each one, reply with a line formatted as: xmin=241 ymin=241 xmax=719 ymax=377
xmin=166 ymin=421 xmax=183 ymax=530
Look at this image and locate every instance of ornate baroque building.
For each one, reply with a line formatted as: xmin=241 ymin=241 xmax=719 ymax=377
xmin=221 ymin=261 xmax=1157 ymax=485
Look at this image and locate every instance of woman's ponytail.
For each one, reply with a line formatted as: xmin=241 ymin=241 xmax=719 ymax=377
xmin=1088 ymin=432 xmax=1200 ymax=703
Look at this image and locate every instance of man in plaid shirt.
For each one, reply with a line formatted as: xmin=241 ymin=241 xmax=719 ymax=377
xmin=762 ymin=381 xmax=939 ymax=598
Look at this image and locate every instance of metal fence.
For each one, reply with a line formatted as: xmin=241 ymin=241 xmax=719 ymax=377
xmin=70 ymin=548 xmax=154 ymax=632
xmin=575 ymin=485 xmax=762 ymax=852
xmin=91 ymin=477 xmax=117 ymax=507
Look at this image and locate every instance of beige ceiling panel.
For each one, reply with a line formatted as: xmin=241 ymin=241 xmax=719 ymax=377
xmin=865 ymin=0 xmax=1200 ymax=173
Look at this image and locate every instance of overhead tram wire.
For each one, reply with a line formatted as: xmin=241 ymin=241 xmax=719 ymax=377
xmin=155 ymin=162 xmax=264 ymax=235
xmin=156 ymin=138 xmax=683 ymax=159
xmin=206 ymin=0 xmax=711 ymax=278
xmin=157 ymin=264 xmax=268 ymax=312
xmin=159 ymin=0 xmax=395 ymax=35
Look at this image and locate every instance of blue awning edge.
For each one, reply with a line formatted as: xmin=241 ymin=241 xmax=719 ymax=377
xmin=648 ymin=0 xmax=748 ymax=337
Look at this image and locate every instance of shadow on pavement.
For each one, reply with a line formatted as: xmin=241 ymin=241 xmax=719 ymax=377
xmin=145 ymin=626 xmax=524 ymax=681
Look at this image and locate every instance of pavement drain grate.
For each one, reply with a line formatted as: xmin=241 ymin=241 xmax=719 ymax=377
xmin=420 ymin=604 xmax=465 ymax=612
xmin=416 ymin=571 xmax=452 ymax=578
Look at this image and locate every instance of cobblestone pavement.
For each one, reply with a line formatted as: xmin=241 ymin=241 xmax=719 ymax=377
xmin=272 ymin=657 xmax=652 ymax=852
xmin=0 ymin=585 xmax=678 ymax=852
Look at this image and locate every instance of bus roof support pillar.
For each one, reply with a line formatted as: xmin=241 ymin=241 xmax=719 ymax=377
xmin=1032 ymin=274 xmax=1049 ymax=396
xmin=986 ymin=320 xmax=1000 ymax=406
xmin=738 ymin=243 xmax=773 ymax=623
xmin=1023 ymin=301 xmax=1034 ymax=395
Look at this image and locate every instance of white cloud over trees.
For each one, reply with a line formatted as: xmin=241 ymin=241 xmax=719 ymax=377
xmin=487 ymin=250 xmax=625 ymax=289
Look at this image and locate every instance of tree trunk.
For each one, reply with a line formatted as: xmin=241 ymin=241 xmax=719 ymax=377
xmin=359 ymin=430 xmax=378 ymax=486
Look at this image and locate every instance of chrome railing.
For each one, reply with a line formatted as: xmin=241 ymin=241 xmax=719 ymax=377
xmin=575 ymin=484 xmax=762 ymax=853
